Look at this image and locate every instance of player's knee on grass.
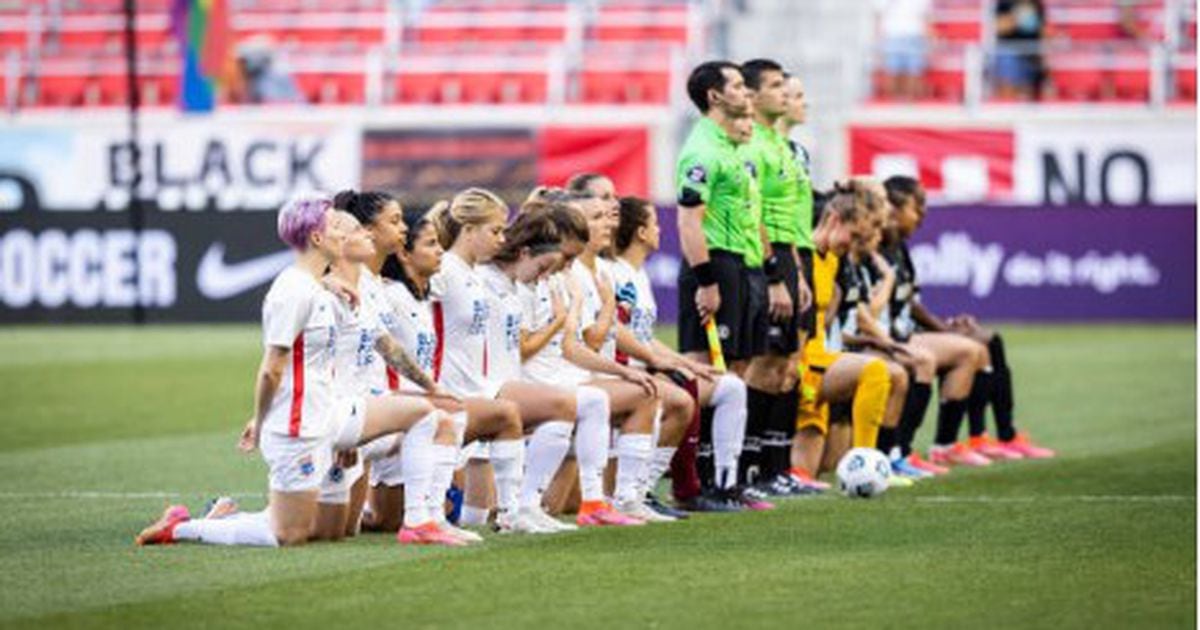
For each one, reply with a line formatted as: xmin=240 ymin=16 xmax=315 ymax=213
xmin=851 ymin=360 xmax=890 ymax=448
xmin=795 ymin=368 xmax=828 ymax=436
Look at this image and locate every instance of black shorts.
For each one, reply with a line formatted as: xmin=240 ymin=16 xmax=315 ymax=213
xmin=797 ymin=247 xmax=817 ymax=339
xmin=764 ymin=243 xmax=801 ymax=355
xmin=743 ymin=268 xmax=770 ymax=358
xmin=679 ymin=250 xmax=767 ymax=362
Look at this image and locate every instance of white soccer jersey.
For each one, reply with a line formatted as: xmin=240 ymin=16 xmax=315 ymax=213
xmin=260 ymin=266 xmax=338 ymax=439
xmin=609 ymin=257 xmax=657 ymax=368
xmin=331 ymin=270 xmax=392 ymax=399
xmin=477 ymin=264 xmax=523 ymax=385
xmin=429 ymin=251 xmax=492 ymax=397
xmin=520 ymin=273 xmax=592 ymax=387
xmin=570 ymin=258 xmax=618 ymax=361
xmin=380 ymin=278 xmax=438 ymax=390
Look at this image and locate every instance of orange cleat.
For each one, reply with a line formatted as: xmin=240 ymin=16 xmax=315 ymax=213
xmin=1002 ymin=432 xmax=1056 ymax=459
xmin=135 ymin=505 xmax=190 ymax=546
xmin=397 ymin=522 xmax=468 ymax=546
xmin=907 ymin=452 xmax=950 ymax=475
xmin=929 ymin=443 xmax=992 ymax=467
xmin=576 ymin=500 xmax=644 ymax=527
xmin=969 ymin=435 xmax=1024 ymax=461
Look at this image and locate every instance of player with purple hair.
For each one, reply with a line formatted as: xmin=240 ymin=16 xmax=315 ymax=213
xmin=135 ymin=194 xmax=463 ymax=548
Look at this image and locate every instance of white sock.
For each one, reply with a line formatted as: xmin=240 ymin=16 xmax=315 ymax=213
xmin=642 ymin=446 xmax=677 ymax=496
xmin=420 ymin=444 xmax=458 ymax=527
xmin=173 ymin=510 xmax=278 ymax=547
xmin=520 ymin=420 xmax=572 ymax=509
xmin=489 ymin=439 xmax=525 ymax=517
xmin=712 ymin=374 xmax=747 ymax=490
xmin=399 ymin=411 xmax=440 ymax=528
xmin=574 ymin=385 xmax=611 ymax=502
xmin=614 ymin=433 xmax=653 ymax=504
xmin=459 ymin=505 xmax=490 ymax=526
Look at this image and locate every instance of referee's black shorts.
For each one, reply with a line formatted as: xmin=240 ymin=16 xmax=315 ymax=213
xmin=797 ymin=247 xmax=817 ymax=340
xmin=679 ymin=250 xmax=763 ymax=362
xmin=764 ymin=243 xmax=801 ymax=355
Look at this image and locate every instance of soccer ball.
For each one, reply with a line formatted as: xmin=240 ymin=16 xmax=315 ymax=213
xmin=836 ymin=447 xmax=891 ymax=499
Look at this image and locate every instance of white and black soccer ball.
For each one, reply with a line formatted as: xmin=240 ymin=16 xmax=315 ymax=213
xmin=836 ymin=447 xmax=891 ymax=499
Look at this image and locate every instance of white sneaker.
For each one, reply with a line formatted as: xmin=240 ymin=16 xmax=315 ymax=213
xmin=434 ymin=518 xmax=484 ymax=543
xmin=527 ymin=506 xmax=578 ymax=532
xmin=495 ymin=509 xmax=554 ymax=534
xmin=615 ymin=499 xmax=675 ymax=523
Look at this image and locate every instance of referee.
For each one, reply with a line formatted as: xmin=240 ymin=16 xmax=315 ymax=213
xmin=675 ymin=61 xmax=760 ymax=373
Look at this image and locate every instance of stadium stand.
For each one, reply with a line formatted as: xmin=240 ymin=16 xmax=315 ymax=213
xmin=0 ymin=0 xmax=700 ymax=109
xmin=869 ymin=0 xmax=1196 ymax=105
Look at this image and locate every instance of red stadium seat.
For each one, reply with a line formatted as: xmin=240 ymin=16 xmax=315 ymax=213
xmin=578 ymin=70 xmax=668 ymax=104
xmin=1174 ymin=52 xmax=1196 ymax=102
xmin=1046 ymin=49 xmax=1105 ymax=101
xmin=293 ymin=71 xmax=365 ymax=104
xmin=924 ymin=47 xmax=965 ymax=102
xmin=1110 ymin=47 xmax=1150 ymax=101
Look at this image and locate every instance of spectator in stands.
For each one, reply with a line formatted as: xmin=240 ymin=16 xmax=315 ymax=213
xmin=994 ymin=0 xmax=1047 ymax=100
xmin=1117 ymin=0 xmax=1150 ymax=42
xmin=230 ymin=36 xmax=303 ymax=105
xmin=873 ymin=0 xmax=932 ymax=101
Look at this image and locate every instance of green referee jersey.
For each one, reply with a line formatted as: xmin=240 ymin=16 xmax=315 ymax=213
xmin=675 ymin=117 xmax=762 ymax=267
xmin=789 ymin=137 xmax=814 ymax=250
xmin=745 ymin=121 xmax=802 ymax=247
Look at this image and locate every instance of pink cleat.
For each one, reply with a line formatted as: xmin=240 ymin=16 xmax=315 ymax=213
xmin=135 ymin=505 xmax=190 ymax=546
xmin=969 ymin=436 xmax=1025 ymax=461
xmin=788 ymin=467 xmax=831 ymax=491
xmin=929 ymin=443 xmax=992 ymax=467
xmin=737 ymin=488 xmax=776 ymax=511
xmin=576 ymin=501 xmax=645 ymax=527
xmin=1002 ymin=433 xmax=1056 ymax=459
xmin=397 ymin=522 xmax=468 ymax=546
xmin=907 ymin=452 xmax=950 ymax=475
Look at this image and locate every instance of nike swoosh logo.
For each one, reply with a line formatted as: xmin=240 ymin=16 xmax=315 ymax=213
xmin=197 ymin=243 xmax=294 ymax=300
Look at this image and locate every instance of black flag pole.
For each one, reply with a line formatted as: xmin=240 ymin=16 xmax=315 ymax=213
xmin=123 ymin=0 xmax=144 ymax=324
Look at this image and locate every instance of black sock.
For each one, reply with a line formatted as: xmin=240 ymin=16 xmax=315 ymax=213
xmin=762 ymin=390 xmax=799 ymax=480
xmin=967 ymin=370 xmax=993 ymax=437
xmin=896 ymin=382 xmax=933 ymax=457
xmin=988 ymin=334 xmax=1017 ymax=441
xmin=739 ymin=387 xmax=771 ymax=485
xmin=934 ymin=399 xmax=968 ymax=446
xmin=876 ymin=426 xmax=897 ymax=456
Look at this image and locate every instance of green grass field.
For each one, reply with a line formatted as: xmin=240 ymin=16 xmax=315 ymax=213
xmin=0 ymin=324 xmax=1194 ymax=629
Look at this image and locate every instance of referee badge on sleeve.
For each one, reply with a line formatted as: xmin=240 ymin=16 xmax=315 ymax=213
xmin=687 ymin=165 xmax=707 ymax=184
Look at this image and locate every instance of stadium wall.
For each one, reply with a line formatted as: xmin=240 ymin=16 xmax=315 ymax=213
xmin=0 ymin=106 xmax=1194 ymax=323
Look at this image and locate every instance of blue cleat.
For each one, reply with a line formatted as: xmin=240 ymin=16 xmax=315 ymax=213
xmin=892 ymin=456 xmax=934 ymax=479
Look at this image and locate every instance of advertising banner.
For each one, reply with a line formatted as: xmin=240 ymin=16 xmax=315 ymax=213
xmin=0 ymin=120 xmax=360 ymax=212
xmin=362 ymin=126 xmax=649 ymax=208
xmin=908 ymin=204 xmax=1196 ymax=321
xmin=0 ymin=118 xmax=654 ymax=323
xmin=649 ymin=204 xmax=1194 ymax=328
xmin=849 ymin=120 xmax=1196 ymax=206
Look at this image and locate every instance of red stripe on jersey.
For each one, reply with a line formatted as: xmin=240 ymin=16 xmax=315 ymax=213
xmin=432 ymin=301 xmax=445 ymax=383
xmin=288 ymin=332 xmax=305 ymax=437
xmin=386 ymin=366 xmax=400 ymax=391
xmin=482 ymin=334 xmax=488 ymax=377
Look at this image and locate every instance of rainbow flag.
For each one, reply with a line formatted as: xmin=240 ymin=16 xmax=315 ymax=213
xmin=170 ymin=0 xmax=232 ymax=112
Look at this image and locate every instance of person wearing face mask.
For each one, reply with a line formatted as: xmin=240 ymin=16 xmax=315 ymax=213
xmin=995 ymin=0 xmax=1048 ymax=100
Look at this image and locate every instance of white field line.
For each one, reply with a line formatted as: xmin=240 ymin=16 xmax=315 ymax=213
xmin=914 ymin=495 xmax=1193 ymax=504
xmin=0 ymin=491 xmax=263 ymax=500
xmin=0 ymin=491 xmax=1190 ymax=503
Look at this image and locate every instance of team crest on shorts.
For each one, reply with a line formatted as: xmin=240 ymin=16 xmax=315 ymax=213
xmin=687 ymin=165 xmax=707 ymax=184
xmin=329 ymin=466 xmax=344 ymax=483
xmin=717 ymin=324 xmax=731 ymax=340
xmin=299 ymin=455 xmax=315 ymax=477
